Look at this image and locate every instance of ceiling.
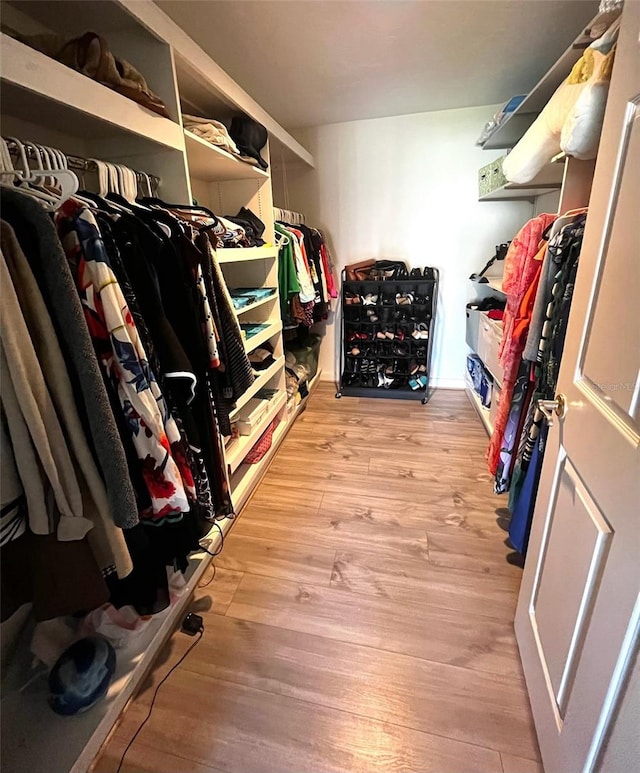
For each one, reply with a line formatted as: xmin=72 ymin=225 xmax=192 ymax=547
xmin=156 ymin=0 xmax=599 ymax=129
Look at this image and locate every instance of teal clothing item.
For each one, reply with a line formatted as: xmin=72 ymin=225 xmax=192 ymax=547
xmin=275 ymin=224 xmax=300 ymax=317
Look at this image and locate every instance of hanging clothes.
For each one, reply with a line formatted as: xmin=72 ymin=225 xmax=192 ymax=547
xmin=487 ymin=213 xmax=556 ymax=475
xmin=508 ymin=214 xmax=587 ymax=554
xmin=55 ymin=200 xmax=192 ymax=523
xmin=275 ymin=219 xmax=337 ymax=328
xmin=0 ymin=188 xmax=139 ymax=530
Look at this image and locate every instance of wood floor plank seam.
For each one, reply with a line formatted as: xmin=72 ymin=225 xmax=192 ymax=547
xmin=222 ymin=597 xmax=525 ymax=683
xmin=172 ymin=665 xmax=522 ymax=763
xmin=327 ymin=576 xmax=518 ymax=624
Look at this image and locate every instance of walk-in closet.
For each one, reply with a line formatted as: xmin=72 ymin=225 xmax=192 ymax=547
xmin=1 ymin=1 xmax=637 ymax=772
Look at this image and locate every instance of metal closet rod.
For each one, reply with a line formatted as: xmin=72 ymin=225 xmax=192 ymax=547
xmin=4 ymin=137 xmax=161 ymax=193
xmin=273 ymin=206 xmax=306 ymax=225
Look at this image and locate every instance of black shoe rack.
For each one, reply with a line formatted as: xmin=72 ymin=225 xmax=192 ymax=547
xmin=336 ymin=269 xmax=438 ymax=404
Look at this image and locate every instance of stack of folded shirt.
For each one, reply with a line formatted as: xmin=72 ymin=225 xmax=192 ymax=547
xmin=182 ymin=114 xmax=261 ymax=167
xmin=182 ymin=114 xmax=239 ymax=154
xmin=230 ymin=287 xmax=277 ymax=310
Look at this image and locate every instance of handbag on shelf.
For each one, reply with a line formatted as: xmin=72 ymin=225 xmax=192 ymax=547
xmin=345 ymin=259 xmax=376 ymax=281
xmin=345 ymin=259 xmax=408 ymax=282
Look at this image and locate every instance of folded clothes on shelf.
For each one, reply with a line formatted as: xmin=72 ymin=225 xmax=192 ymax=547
xmin=240 ymin=322 xmax=270 ymax=341
xmin=230 ymin=287 xmax=277 ymax=310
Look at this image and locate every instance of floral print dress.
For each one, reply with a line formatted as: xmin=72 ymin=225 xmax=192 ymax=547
xmin=56 ymin=200 xmax=194 ymax=523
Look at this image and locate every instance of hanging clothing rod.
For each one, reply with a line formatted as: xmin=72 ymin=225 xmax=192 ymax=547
xmin=3 ymin=137 xmax=161 ymax=195
xmin=273 ymin=206 xmax=306 ymax=225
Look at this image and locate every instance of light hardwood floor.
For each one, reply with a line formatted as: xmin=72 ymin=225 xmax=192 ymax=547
xmin=94 ymin=385 xmax=542 ymax=773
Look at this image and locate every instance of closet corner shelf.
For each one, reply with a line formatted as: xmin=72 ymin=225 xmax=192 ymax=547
xmin=217 ymin=246 xmax=278 ymax=264
xmin=184 ymin=129 xmax=269 ymax=182
xmin=243 ymin=320 xmax=283 ymax=353
xmin=231 ymin=356 xmax=285 ymax=416
xmin=0 ymin=33 xmax=184 ymax=151
xmin=231 ymin=418 xmax=288 ymax=511
xmin=481 ymin=8 xmax=620 ymax=151
xmin=465 ymin=376 xmax=494 ymax=437
xmin=226 ymin=391 xmax=287 ymax=474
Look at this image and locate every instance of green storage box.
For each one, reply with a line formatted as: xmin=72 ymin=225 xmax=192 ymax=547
xmin=478 ymin=155 xmax=508 ymax=197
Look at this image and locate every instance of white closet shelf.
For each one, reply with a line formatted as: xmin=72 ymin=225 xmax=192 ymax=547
xmin=465 ymin=374 xmax=494 ymax=437
xmin=479 ymin=162 xmax=564 ymax=202
xmin=482 ymin=7 xmax=620 ymax=150
xmin=0 ymin=34 xmax=184 ymax=151
xmin=471 ymin=277 xmax=505 ymax=294
xmin=231 ymin=418 xmax=288 ymax=510
xmin=184 ymin=129 xmax=269 ymax=181
xmin=231 ymin=356 xmax=285 ymax=417
xmin=233 ymin=292 xmax=277 ymax=317
xmin=242 ymin=320 xmax=283 ymax=353
xmin=0 ymin=518 xmax=232 ymax=773
xmin=226 ymin=391 xmax=287 ymax=474
xmin=217 ymin=245 xmax=278 ymax=264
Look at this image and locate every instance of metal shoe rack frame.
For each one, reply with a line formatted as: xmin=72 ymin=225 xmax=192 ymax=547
xmin=335 ymin=269 xmax=439 ymax=404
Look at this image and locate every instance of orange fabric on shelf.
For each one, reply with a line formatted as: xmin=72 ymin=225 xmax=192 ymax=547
xmin=487 ymin=213 xmax=556 ymax=475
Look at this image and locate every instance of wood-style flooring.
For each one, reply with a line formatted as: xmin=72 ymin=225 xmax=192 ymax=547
xmin=93 ymin=385 xmax=541 ymax=773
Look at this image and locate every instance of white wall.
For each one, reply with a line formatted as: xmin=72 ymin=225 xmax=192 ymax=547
xmin=283 ymin=106 xmax=536 ymax=387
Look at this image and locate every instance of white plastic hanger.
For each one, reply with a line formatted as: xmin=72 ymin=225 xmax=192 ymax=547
xmin=1 ymin=137 xmax=79 ymax=209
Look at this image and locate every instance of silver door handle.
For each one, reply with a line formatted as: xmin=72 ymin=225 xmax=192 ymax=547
xmin=538 ymin=394 xmax=567 ymax=427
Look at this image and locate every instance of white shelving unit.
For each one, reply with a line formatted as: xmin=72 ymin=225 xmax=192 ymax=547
xmin=0 ymin=2 xmax=318 ymax=772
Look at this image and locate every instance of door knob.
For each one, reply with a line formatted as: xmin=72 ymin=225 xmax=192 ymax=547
xmin=538 ymin=394 xmax=567 ymax=427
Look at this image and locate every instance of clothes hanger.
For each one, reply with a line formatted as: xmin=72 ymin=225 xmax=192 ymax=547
xmin=1 ymin=137 xmax=79 ymax=209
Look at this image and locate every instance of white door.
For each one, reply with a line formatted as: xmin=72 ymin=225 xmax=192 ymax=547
xmin=515 ymin=4 xmax=640 ymax=773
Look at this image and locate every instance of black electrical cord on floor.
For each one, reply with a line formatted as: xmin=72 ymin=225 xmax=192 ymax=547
xmin=115 ymin=628 xmax=204 ymax=773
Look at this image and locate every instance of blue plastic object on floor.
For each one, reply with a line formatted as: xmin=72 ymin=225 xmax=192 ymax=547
xmin=48 ymin=636 xmax=116 ymax=715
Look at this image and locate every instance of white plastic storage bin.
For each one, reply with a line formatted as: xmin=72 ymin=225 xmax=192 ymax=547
xmin=236 ymin=398 xmax=270 ymax=436
xmin=477 ymin=313 xmax=504 ymax=385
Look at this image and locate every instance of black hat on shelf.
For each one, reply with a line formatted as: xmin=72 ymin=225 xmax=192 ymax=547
xmin=229 ymin=116 xmax=269 ymax=170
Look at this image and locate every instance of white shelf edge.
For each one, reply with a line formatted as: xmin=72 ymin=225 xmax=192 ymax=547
xmin=0 ymin=33 xmax=184 ymax=152
xmin=230 ymin=356 xmax=285 ymax=417
xmin=230 ymin=419 xmax=289 ymax=511
xmin=464 ymin=375 xmax=493 ymax=437
xmin=231 ymin=292 xmax=277 ymax=316
xmin=479 ymin=182 xmax=562 ymax=202
xmin=242 ymin=320 xmax=283 ymax=353
xmin=184 ymin=128 xmax=270 ymax=182
xmin=226 ymin=391 xmax=287 ymax=473
xmin=217 ymin=246 xmax=278 ymax=264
